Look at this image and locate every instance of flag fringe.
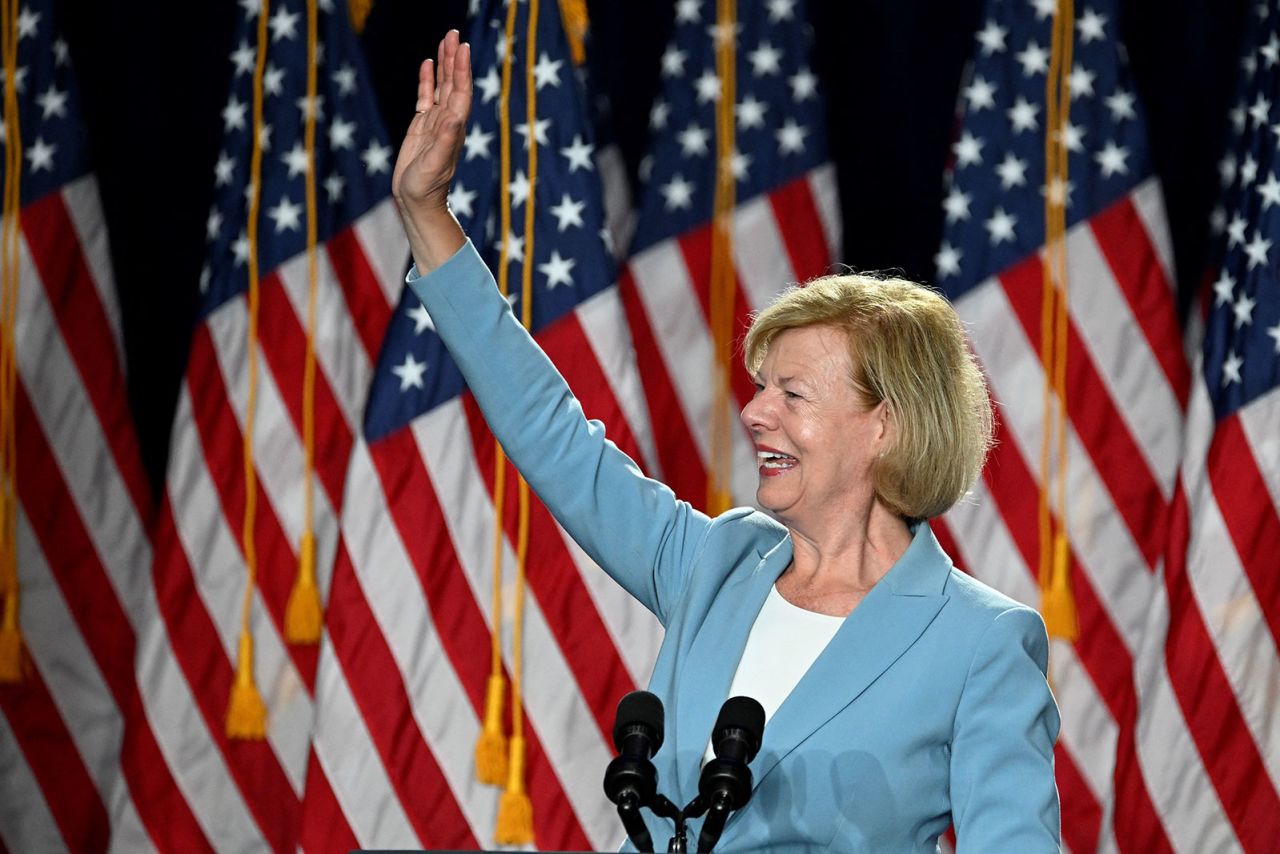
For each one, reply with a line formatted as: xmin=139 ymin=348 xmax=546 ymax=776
xmin=226 ymin=631 xmax=268 ymax=739
xmin=475 ymin=674 xmax=509 ymax=784
xmin=494 ymin=735 xmax=534 ymax=845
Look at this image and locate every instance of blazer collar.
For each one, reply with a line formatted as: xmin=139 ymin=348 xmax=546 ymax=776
xmin=670 ymin=522 xmax=952 ymax=801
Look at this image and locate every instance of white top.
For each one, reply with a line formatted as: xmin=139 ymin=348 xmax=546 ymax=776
xmin=703 ymin=585 xmax=845 ymax=764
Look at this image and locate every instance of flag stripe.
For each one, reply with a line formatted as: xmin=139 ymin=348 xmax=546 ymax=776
xmin=0 ymin=656 xmax=108 ymax=851
xmin=324 ymin=226 xmax=398 ymax=367
xmin=298 ymin=748 xmax=363 ymax=854
xmin=618 ymin=266 xmax=709 ymax=504
xmin=766 ymin=173 xmax=834 ymax=283
xmin=334 ymin=440 xmax=502 ymax=843
xmin=21 ymin=190 xmax=152 ymax=517
xmin=1162 ymin=480 xmax=1280 ymax=853
xmin=1055 ymin=742 xmax=1103 ymax=854
xmin=59 ymin=177 xmax=126 ymax=359
xmin=0 ymin=691 xmax=77 ymax=854
xmin=192 ymin=318 xmax=325 ymax=699
xmin=1087 ymin=187 xmax=1190 ymax=407
xmin=324 ymin=544 xmax=479 ymax=847
xmin=369 ymin=426 xmax=596 ymax=850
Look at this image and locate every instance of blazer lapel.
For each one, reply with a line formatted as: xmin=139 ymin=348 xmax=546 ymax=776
xmin=670 ymin=537 xmax=793 ymax=802
xmin=750 ymin=523 xmax=952 ymax=789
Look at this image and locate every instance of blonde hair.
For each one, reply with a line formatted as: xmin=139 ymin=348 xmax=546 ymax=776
xmin=742 ymin=273 xmax=993 ymax=520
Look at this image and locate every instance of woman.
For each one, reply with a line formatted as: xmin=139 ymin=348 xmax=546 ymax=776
xmin=394 ymin=31 xmax=1060 ymax=852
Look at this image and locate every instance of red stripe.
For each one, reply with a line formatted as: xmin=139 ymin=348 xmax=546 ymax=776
xmin=369 ymin=429 xmax=593 ymax=850
xmin=997 ymin=254 xmax=1169 ymax=570
xmin=325 ymin=226 xmax=397 ymax=364
xmin=14 ymin=383 xmax=211 ymax=852
xmin=1087 ymin=196 xmax=1190 ymax=407
xmin=767 ymin=175 xmax=835 ymax=282
xmin=185 ymin=325 xmax=319 ymax=687
xmin=150 ymin=501 xmax=301 ymax=852
xmin=0 ymin=667 xmax=107 ymax=851
xmin=1054 ymin=742 xmax=1103 ymax=854
xmin=1163 ymin=477 xmax=1280 ymax=853
xmin=979 ymin=413 xmax=1174 ymax=853
xmin=1205 ymin=415 xmax=1280 ymax=649
xmin=255 ymin=270 xmax=355 ymax=511
xmin=298 ymin=748 xmax=361 ymax=854
xmin=618 ymin=266 xmax=709 ymax=506
xmin=21 ymin=191 xmax=153 ymax=519
xmin=320 ymin=540 xmax=477 ymax=848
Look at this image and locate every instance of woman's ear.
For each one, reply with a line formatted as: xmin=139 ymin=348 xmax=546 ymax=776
xmin=874 ymin=400 xmax=894 ymax=449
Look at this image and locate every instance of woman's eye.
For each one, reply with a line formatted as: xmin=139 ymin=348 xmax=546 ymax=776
xmin=784 ymin=390 xmax=800 ymax=400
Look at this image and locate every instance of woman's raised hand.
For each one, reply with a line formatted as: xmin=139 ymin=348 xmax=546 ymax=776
xmin=393 ymin=30 xmax=471 ymax=272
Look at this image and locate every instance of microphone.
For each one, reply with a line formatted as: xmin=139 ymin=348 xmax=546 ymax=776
xmin=604 ymin=691 xmax=665 ymax=852
xmin=695 ymin=696 xmax=765 ymax=852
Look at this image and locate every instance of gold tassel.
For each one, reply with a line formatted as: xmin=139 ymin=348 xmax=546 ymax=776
xmin=347 ymin=0 xmax=373 ymax=33
xmin=285 ymin=531 xmax=323 ymax=643
xmin=226 ymin=630 xmax=268 ymax=739
xmin=494 ymin=735 xmax=534 ymax=845
xmin=1041 ymin=533 xmax=1078 ymax=641
xmin=0 ymin=594 xmax=21 ymax=683
xmin=557 ymin=0 xmax=588 ymax=65
xmin=475 ymin=674 xmax=509 ymax=785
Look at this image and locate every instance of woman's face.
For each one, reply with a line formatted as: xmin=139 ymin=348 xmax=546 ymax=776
xmin=739 ymin=324 xmax=888 ymax=532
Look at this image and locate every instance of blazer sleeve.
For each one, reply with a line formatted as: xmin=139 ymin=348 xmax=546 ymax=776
xmin=950 ymin=606 xmax=1061 ymax=852
xmin=406 ymin=240 xmax=713 ymax=625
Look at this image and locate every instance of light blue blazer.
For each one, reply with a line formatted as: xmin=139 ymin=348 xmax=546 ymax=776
xmin=409 ymin=241 xmax=1061 ymax=853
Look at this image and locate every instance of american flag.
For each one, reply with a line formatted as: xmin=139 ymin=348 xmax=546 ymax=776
xmin=116 ymin=0 xmax=409 ymax=848
xmin=935 ymin=0 xmax=1202 ymax=850
xmin=297 ymin=0 xmax=661 ymax=849
xmin=0 ymin=0 xmax=161 ymax=849
xmin=620 ymin=0 xmax=840 ymax=516
xmin=1153 ymin=4 xmax=1280 ymax=851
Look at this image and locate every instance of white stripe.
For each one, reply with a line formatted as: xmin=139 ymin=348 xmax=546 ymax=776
xmin=576 ymin=286 xmax=661 ymax=477
xmin=732 ymin=193 xmax=798 ymax=310
xmin=1179 ymin=378 xmax=1280 ymax=790
xmin=807 ymin=163 xmax=842 ymax=261
xmin=0 ymin=711 xmax=69 ymax=853
xmin=14 ymin=228 xmax=153 ymax=624
xmin=350 ymin=198 xmax=412 ymax=308
xmin=944 ymin=485 xmax=1117 ymax=805
xmin=59 ymin=176 xmax=125 ymax=361
xmin=165 ymin=387 xmax=312 ymax=795
xmin=1067 ymin=214 xmax=1181 ymax=497
xmin=275 ymin=242 xmax=377 ymax=429
xmin=957 ymin=278 xmax=1158 ymax=648
xmin=17 ymin=507 xmax=130 ymax=818
xmin=627 ymin=241 xmax=759 ymax=506
xmin=309 ymin=635 xmax=420 ymax=847
xmin=1238 ymin=385 xmax=1280 ymax=511
xmin=335 ymin=439 xmax=493 ymax=843
xmin=414 ymin=403 xmax=621 ymax=850
xmin=1128 ymin=178 xmax=1176 ymax=289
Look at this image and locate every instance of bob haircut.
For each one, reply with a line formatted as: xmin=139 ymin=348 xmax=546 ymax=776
xmin=742 ymin=272 xmax=993 ymax=521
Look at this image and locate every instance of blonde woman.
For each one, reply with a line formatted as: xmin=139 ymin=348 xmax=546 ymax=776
xmin=393 ymin=32 xmax=1060 ymax=852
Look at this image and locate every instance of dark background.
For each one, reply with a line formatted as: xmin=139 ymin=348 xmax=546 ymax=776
xmin=54 ymin=0 xmax=1246 ymax=492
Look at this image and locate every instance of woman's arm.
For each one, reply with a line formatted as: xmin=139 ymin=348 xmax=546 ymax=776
xmin=949 ymin=606 xmax=1061 ymax=851
xmin=391 ymin=33 xmax=714 ymax=622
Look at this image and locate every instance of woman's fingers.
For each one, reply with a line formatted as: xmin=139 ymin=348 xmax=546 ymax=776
xmin=437 ymin=31 xmax=458 ymax=108
xmin=450 ymin=40 xmax=471 ymax=117
xmin=417 ymin=58 xmax=434 ymax=114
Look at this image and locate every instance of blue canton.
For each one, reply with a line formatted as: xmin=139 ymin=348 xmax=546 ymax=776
xmin=1202 ymin=2 xmax=1280 ymax=419
xmin=201 ymin=0 xmax=391 ymax=321
xmin=363 ymin=0 xmax=617 ymax=442
xmin=627 ymin=0 xmax=829 ymax=255
xmin=938 ymin=0 xmax=1152 ymax=301
xmin=1 ymin=1 xmax=90 ymax=202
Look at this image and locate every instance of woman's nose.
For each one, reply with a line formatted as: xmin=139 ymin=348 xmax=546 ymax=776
xmin=740 ymin=392 xmax=771 ymax=431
